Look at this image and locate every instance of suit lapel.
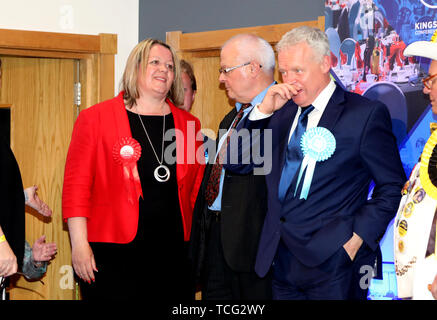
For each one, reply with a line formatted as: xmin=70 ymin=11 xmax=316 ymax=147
xmin=316 ymin=83 xmax=346 ymax=132
xmin=223 ymin=108 xmax=238 ymax=129
xmin=220 ymin=108 xmax=237 ymax=139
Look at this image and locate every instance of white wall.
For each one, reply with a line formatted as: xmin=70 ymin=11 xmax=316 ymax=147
xmin=0 ymin=0 xmax=139 ymax=97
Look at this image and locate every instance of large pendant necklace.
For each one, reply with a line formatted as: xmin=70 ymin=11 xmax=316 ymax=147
xmin=137 ymin=111 xmax=170 ymax=182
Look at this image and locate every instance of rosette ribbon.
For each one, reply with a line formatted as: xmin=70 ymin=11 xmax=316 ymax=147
xmin=294 ymin=127 xmax=336 ymax=200
xmin=113 ymin=137 xmax=143 ymax=204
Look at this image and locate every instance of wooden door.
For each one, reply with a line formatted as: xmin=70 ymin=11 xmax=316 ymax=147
xmin=1 ymin=56 xmax=76 ymax=300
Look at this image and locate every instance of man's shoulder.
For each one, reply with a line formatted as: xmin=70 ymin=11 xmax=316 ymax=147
xmin=223 ymin=107 xmax=238 ymax=118
xmin=341 ymin=88 xmax=387 ymax=114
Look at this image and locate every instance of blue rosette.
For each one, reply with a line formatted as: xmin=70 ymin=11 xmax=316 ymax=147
xmin=294 ymin=127 xmax=336 ymax=199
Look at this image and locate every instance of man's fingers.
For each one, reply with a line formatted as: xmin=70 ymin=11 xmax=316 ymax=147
xmin=35 ymin=235 xmax=46 ymax=245
xmin=271 ymin=83 xmax=302 ymax=100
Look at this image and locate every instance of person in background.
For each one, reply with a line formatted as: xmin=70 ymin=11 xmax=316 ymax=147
xmin=394 ymin=33 xmax=437 ymax=300
xmin=190 ymin=33 xmax=275 ymax=300
xmin=63 ymin=38 xmax=205 ymax=300
xmin=178 ymin=59 xmax=197 ymax=113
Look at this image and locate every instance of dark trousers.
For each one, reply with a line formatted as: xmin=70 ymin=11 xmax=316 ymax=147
xmin=272 ymin=240 xmax=354 ymax=300
xmin=80 ymin=242 xmax=194 ymax=301
xmin=203 ymin=215 xmax=272 ymax=300
xmin=348 ymin=243 xmax=378 ymax=300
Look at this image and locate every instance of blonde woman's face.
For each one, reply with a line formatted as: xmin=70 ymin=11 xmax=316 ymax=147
xmin=137 ymin=44 xmax=175 ymax=98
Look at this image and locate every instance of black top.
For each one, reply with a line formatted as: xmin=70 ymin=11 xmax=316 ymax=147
xmin=126 ymin=109 xmax=184 ymax=247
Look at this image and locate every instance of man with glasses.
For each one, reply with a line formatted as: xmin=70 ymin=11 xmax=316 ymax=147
xmin=190 ymin=33 xmax=275 ymax=299
xmin=394 ymin=34 xmax=437 ymax=300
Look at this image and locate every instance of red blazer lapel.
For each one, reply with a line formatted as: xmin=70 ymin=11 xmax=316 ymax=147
xmin=108 ymin=92 xmax=143 ymax=202
xmin=169 ymin=100 xmax=188 ymax=183
xmin=110 ymin=92 xmax=133 ymax=140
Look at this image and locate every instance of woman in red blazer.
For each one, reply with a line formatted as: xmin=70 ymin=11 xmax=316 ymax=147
xmin=62 ymin=39 xmax=205 ymax=300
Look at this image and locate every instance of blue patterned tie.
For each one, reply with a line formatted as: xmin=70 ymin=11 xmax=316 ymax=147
xmin=278 ymin=105 xmax=314 ymax=202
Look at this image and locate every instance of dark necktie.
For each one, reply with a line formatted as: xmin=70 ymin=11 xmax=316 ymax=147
xmin=278 ymin=105 xmax=314 ymax=202
xmin=205 ymin=103 xmax=251 ymax=207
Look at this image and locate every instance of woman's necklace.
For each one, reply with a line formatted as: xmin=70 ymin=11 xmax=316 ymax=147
xmin=136 ymin=106 xmax=170 ymax=183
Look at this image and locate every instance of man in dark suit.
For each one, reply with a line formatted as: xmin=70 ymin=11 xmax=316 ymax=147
xmin=224 ymin=26 xmax=406 ymax=299
xmin=190 ymin=33 xmax=275 ymax=299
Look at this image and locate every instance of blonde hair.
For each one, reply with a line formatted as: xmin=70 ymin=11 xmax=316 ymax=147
xmin=276 ymin=26 xmax=330 ymax=62
xmin=120 ymin=38 xmax=184 ymax=107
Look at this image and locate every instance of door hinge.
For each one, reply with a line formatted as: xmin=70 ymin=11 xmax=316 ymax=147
xmin=74 ymin=82 xmax=81 ymax=106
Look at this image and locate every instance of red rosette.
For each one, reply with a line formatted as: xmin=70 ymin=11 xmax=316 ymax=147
xmin=112 ymin=137 xmax=143 ymax=204
xmin=113 ymin=137 xmax=141 ymax=165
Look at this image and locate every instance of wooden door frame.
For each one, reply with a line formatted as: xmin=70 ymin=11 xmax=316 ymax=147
xmin=166 ymin=16 xmax=325 ymax=56
xmin=0 ymin=28 xmax=117 ymax=106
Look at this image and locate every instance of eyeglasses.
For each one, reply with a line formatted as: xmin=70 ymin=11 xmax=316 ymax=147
xmin=219 ymin=62 xmax=251 ymax=75
xmin=422 ymin=73 xmax=437 ymax=90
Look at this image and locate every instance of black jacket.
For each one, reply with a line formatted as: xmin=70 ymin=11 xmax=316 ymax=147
xmin=189 ymin=108 xmax=268 ymax=283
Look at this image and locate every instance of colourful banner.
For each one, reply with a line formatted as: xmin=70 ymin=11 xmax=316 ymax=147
xmin=325 ymin=0 xmax=437 ymax=300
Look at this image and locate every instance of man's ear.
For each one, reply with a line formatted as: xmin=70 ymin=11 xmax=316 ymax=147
xmin=249 ymin=62 xmax=262 ymax=77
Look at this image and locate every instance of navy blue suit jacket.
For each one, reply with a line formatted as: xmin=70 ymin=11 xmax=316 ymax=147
xmin=225 ymin=83 xmax=406 ymax=277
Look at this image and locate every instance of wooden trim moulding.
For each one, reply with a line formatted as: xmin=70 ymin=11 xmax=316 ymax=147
xmin=0 ymin=29 xmax=117 ymax=58
xmin=167 ymin=16 xmax=325 ymax=52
